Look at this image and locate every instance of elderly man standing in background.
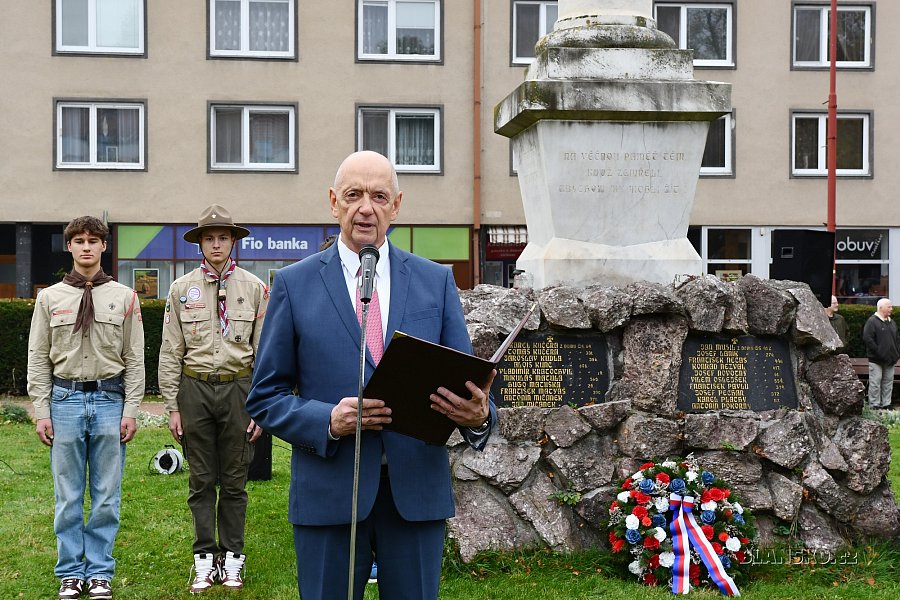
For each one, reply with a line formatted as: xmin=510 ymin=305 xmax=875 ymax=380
xmin=862 ymin=298 xmax=899 ymax=409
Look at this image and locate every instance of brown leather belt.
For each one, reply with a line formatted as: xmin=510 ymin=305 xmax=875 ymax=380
xmin=182 ymin=365 xmax=252 ymax=384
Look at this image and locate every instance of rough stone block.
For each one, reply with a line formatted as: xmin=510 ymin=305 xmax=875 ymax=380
xmin=833 ymin=417 xmax=891 ymax=495
xmin=627 ymin=281 xmax=684 ymax=317
xmin=683 ymin=411 xmax=759 ymax=451
xmin=739 ymin=275 xmax=796 ymax=335
xmin=694 ymin=450 xmax=762 ymax=484
xmin=538 ymin=286 xmax=591 ymax=329
xmin=616 ymin=413 xmax=681 ymax=458
xmin=578 ymin=399 xmax=631 ymax=431
xmin=850 ymin=482 xmax=900 ymax=540
xmin=753 ymin=411 xmax=813 ymax=469
xmin=509 ymin=472 xmax=577 ymax=550
xmin=579 ymin=285 xmax=632 ymax=332
xmin=767 ymin=472 xmax=803 ymax=522
xmin=802 ymin=462 xmax=863 ymax=523
xmin=674 ymin=274 xmax=728 ymax=333
xmin=497 ymin=406 xmax=550 ymax=442
xmin=449 ymin=480 xmax=541 ymax=561
xmin=806 ymin=354 xmax=864 ymax=417
xmin=544 ymin=405 xmax=592 ymax=448
xmin=461 ymin=443 xmax=542 ymax=494
xmin=797 ymin=503 xmax=846 ymax=553
xmin=546 ymin=434 xmax=616 ymax=492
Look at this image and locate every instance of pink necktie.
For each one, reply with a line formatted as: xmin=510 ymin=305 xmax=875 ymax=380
xmin=356 ymin=285 xmax=384 ymax=365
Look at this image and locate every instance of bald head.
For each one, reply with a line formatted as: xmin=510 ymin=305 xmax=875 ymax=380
xmin=333 ymin=151 xmax=399 ymax=196
xmin=877 ymin=298 xmax=893 ymax=318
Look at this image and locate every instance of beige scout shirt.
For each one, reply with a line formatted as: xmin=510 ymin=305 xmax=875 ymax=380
xmin=158 ymin=262 xmax=268 ymax=413
xmin=27 ymin=281 xmax=145 ymax=420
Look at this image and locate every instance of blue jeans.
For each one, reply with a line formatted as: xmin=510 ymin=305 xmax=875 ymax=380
xmin=50 ymin=386 xmax=126 ymax=581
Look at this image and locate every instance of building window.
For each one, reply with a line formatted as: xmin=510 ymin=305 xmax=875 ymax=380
xmin=55 ymin=0 xmax=145 ymax=55
xmin=358 ymin=0 xmax=440 ymax=61
xmin=56 ymin=101 xmax=145 ymax=169
xmin=210 ymin=0 xmax=295 ymax=58
xmin=834 ymin=229 xmax=888 ymax=305
xmin=700 ymin=113 xmax=733 ymax=176
xmin=358 ymin=107 xmax=441 ymax=173
xmin=705 ymin=228 xmax=750 ymax=280
xmin=512 ymin=1 xmax=558 ymax=64
xmin=654 ymin=2 xmax=734 ymax=67
xmin=792 ymin=3 xmax=872 ymax=68
xmin=209 ymin=104 xmax=296 ymax=171
xmin=791 ymin=112 xmax=870 ymax=177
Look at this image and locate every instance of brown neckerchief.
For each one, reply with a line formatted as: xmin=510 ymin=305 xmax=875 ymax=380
xmin=63 ymin=268 xmax=114 ymax=333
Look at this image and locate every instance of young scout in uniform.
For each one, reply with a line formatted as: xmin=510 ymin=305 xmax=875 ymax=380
xmin=28 ymin=216 xmax=145 ymax=600
xmin=158 ymin=205 xmax=268 ymax=593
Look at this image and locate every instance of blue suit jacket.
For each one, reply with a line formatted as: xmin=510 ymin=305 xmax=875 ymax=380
xmin=247 ymin=243 xmax=496 ymax=526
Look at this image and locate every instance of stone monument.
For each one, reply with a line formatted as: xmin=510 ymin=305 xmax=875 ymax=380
xmin=495 ymin=0 xmax=730 ymax=288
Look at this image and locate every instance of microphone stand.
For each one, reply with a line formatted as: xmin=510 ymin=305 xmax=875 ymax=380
xmin=347 ymin=299 xmax=370 ymax=600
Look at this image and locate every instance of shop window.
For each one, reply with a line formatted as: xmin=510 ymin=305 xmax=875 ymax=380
xmin=835 ymin=229 xmax=888 ymax=305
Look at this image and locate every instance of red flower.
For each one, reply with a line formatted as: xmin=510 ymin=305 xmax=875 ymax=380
xmin=740 ymin=537 xmax=750 ymax=545
xmin=622 ymin=478 xmax=634 ymax=490
xmin=723 ymin=489 xmax=731 ymax=498
xmin=701 ymin=525 xmax=714 ymax=540
xmin=691 ymin=578 xmax=700 ymax=586
xmin=656 ymin=473 xmax=671 ymax=484
xmin=634 ymin=492 xmax=652 ymax=505
xmin=609 ymin=531 xmax=619 ymax=544
xmin=709 ymin=487 xmax=726 ymax=502
xmin=644 ymin=573 xmax=658 ymax=586
xmin=712 ymin=542 xmax=724 ymax=555
xmin=735 ymin=550 xmax=747 ymax=563
xmin=629 ymin=490 xmax=638 ymax=499
xmin=723 ymin=509 xmax=733 ymax=518
xmin=718 ymin=532 xmax=730 ymax=542
xmin=640 ymin=462 xmax=656 ymax=470
xmin=643 ymin=537 xmax=660 ymax=550
xmin=689 ymin=564 xmax=701 ymax=578
xmin=700 ymin=490 xmax=713 ymax=504
xmin=610 ymin=501 xmax=619 ymax=511
xmin=641 ymin=517 xmax=652 ymax=527
xmin=612 ymin=539 xmax=626 ymax=553
xmin=632 ymin=506 xmax=648 ymax=519
xmin=649 ymin=554 xmax=660 ymax=569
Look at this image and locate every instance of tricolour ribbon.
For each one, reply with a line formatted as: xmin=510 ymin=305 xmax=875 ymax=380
xmin=668 ymin=494 xmax=740 ymax=596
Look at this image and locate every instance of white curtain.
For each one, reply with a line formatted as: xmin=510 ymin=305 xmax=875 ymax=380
xmin=61 ymin=106 xmax=89 ymax=163
xmin=363 ymin=2 xmax=388 ymax=54
xmin=96 ymin=0 xmax=139 ymax=49
xmin=250 ymin=1 xmax=289 ymax=52
xmin=361 ymin=110 xmax=389 ymax=157
xmin=396 ymin=114 xmax=434 ymax=166
xmin=215 ymin=0 xmax=242 ymax=50
xmin=250 ymin=112 xmax=289 ymax=163
xmin=215 ymin=108 xmax=243 ymax=164
xmin=794 ymin=9 xmax=820 ymax=62
xmin=95 ymin=107 xmax=140 ymax=163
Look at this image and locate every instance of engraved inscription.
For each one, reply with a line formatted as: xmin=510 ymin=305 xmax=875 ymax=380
xmin=556 ymin=148 xmax=687 ymax=197
xmin=678 ymin=335 xmax=797 ymax=412
xmin=491 ymin=332 xmax=608 ymax=409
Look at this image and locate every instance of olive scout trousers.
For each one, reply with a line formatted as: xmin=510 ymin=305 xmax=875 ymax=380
xmin=178 ymin=374 xmax=254 ymax=556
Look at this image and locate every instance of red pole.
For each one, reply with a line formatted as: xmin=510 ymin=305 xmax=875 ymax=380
xmin=827 ymin=0 xmax=838 ymax=295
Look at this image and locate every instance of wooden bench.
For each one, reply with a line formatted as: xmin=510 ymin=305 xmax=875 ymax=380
xmin=848 ymin=357 xmax=900 ymax=386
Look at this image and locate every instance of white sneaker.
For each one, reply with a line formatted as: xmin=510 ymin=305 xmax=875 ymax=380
xmin=190 ymin=553 xmax=218 ymax=594
xmin=220 ymin=551 xmax=245 ymax=590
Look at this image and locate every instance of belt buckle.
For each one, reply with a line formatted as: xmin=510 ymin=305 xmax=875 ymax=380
xmin=83 ymin=380 xmax=99 ymax=392
xmin=208 ymin=373 xmax=221 ymax=384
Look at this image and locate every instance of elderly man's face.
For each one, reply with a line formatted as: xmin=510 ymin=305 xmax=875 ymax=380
xmin=330 ymin=152 xmax=402 ymax=253
xmin=879 ymin=301 xmax=894 ymax=319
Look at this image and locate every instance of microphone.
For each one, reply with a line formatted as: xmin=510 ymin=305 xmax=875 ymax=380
xmin=358 ymin=245 xmax=379 ymax=303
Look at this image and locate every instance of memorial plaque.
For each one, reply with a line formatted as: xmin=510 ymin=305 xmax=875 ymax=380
xmin=491 ymin=332 xmax=608 ymax=408
xmin=678 ymin=335 xmax=797 ymax=412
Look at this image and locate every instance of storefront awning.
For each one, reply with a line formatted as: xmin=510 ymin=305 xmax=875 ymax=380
xmin=486 ymin=226 xmax=528 ymax=245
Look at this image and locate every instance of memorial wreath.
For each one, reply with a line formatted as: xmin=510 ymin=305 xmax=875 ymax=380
xmin=606 ymin=457 xmax=757 ymax=596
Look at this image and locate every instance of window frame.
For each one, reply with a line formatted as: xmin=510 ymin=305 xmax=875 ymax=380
xmin=510 ymin=1 xmax=558 ymax=65
xmin=356 ymin=105 xmax=443 ymax=174
xmin=653 ymin=1 xmax=735 ymax=68
xmin=208 ymin=102 xmax=298 ymax=173
xmin=791 ymin=2 xmax=873 ymax=70
xmin=699 ymin=111 xmax=735 ymax=177
xmin=790 ymin=110 xmax=873 ymax=178
xmin=356 ymin=0 xmax=442 ymax=63
xmin=207 ymin=0 xmax=297 ymax=60
xmin=53 ymin=0 xmax=147 ymax=57
xmin=54 ymin=99 xmax=147 ymax=171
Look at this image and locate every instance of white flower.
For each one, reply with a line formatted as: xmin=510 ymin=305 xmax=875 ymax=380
xmin=685 ymin=470 xmax=699 ymax=482
xmin=617 ymin=491 xmax=632 ymax=503
xmin=662 ymin=460 xmax=677 ymax=469
xmin=733 ymin=502 xmax=744 ymax=514
xmin=654 ymin=496 xmax=669 ymax=512
xmin=701 ymin=501 xmax=717 ymax=511
xmin=654 ymin=527 xmax=667 ymax=541
xmin=632 ymin=471 xmax=645 ymax=482
xmin=659 ymin=552 xmax=676 ymax=568
xmin=625 ymin=514 xmax=640 ymax=530
xmin=628 ymin=560 xmax=643 ymax=575
xmin=726 ymin=537 xmax=741 ymax=552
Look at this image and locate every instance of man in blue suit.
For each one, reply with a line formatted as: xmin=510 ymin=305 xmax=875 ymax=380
xmin=247 ymin=151 xmax=496 ymax=599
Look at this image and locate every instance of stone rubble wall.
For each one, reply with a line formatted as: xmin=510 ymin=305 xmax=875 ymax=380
xmin=447 ymin=275 xmax=900 ymax=562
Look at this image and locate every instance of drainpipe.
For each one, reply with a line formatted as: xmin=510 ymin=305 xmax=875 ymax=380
xmin=472 ymin=0 xmax=483 ymax=286
xmin=826 ymin=0 xmax=837 ymax=294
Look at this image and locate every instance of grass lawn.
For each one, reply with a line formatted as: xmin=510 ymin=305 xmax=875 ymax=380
xmin=0 ymin=419 xmax=898 ymax=599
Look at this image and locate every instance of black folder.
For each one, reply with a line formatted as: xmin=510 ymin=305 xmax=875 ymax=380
xmin=363 ymin=304 xmax=536 ymax=445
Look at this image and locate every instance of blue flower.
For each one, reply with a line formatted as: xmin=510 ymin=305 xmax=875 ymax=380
xmin=651 ymin=514 xmax=667 ymax=528
xmin=638 ymin=478 xmax=655 ymax=493
xmin=701 ymin=471 xmax=716 ymax=485
xmin=625 ymin=528 xmax=642 ymax=545
xmin=733 ymin=514 xmax=745 ymax=525
xmin=721 ymin=555 xmax=731 ymax=567
xmin=669 ymin=478 xmax=686 ymax=493
xmin=701 ymin=510 xmax=716 ymax=524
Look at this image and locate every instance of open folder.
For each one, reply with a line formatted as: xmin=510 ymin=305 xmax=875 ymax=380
xmin=363 ymin=303 xmax=537 ymax=445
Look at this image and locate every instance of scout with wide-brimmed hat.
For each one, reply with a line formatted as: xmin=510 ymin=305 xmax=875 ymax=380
xmin=159 ymin=204 xmax=268 ymax=593
xmin=183 ymin=204 xmax=251 ymax=244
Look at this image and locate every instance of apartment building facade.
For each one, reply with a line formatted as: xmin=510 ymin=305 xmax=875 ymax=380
xmin=0 ymin=1 xmax=897 ymax=303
